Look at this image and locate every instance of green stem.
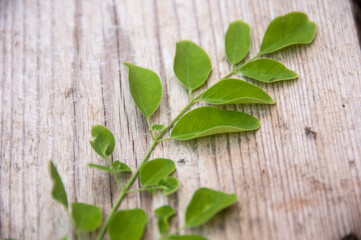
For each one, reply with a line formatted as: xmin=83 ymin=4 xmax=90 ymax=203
xmin=95 ymin=99 xmax=196 ymax=240
xmin=67 ymin=211 xmax=82 ymax=240
xmin=147 ymin=118 xmax=155 ymax=140
xmin=105 ymin=156 xmax=122 ymax=190
xmin=222 ymin=53 xmax=262 ymax=80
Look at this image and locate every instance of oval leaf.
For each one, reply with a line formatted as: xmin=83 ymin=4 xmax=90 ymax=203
xmin=202 ymin=78 xmax=274 ymax=104
xmin=238 ymin=58 xmax=298 ymax=83
xmin=49 ymin=161 xmax=68 ymax=209
xmin=71 ymin=202 xmax=102 ymax=232
xmin=90 ymin=125 xmax=115 ymax=159
xmin=154 ymin=205 xmax=176 ymax=234
xmin=88 ymin=163 xmax=112 ymax=173
xmin=168 ymin=236 xmax=208 ymax=240
xmin=152 ymin=124 xmax=165 ymax=131
xmin=170 ymin=106 xmax=260 ymax=140
xmin=225 ymin=20 xmax=250 ymax=65
xmin=124 ymin=62 xmax=162 ymax=118
xmin=173 ymin=40 xmax=212 ymax=90
xmin=108 ymin=209 xmax=147 ymax=240
xmin=112 ymin=160 xmax=131 ymax=173
xmin=185 ymin=188 xmax=237 ymax=227
xmin=140 ymin=158 xmax=176 ymax=187
xmin=159 ymin=177 xmax=179 ymax=195
xmin=260 ymin=12 xmax=316 ymax=54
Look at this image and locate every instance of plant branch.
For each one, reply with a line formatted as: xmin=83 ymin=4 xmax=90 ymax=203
xmin=95 ymin=99 xmax=197 ymax=240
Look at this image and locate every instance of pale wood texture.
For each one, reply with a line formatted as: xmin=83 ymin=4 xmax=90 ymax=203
xmin=1 ymin=0 xmax=361 ymax=239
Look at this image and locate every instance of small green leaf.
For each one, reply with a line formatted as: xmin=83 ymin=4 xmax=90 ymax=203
xmin=260 ymin=12 xmax=316 ymax=54
xmin=112 ymin=160 xmax=131 ymax=173
xmin=238 ymin=58 xmax=298 ymax=83
xmin=159 ymin=177 xmax=179 ymax=195
xmin=202 ymin=78 xmax=274 ymax=105
xmin=154 ymin=205 xmax=176 ymax=234
xmin=225 ymin=20 xmax=250 ymax=65
xmin=124 ymin=62 xmax=162 ymax=118
xmin=140 ymin=158 xmax=176 ymax=187
xmin=49 ymin=161 xmax=68 ymax=209
xmin=61 ymin=236 xmax=69 ymax=240
xmin=90 ymin=125 xmax=115 ymax=159
xmin=71 ymin=202 xmax=102 ymax=232
xmin=152 ymin=124 xmax=165 ymax=131
xmin=88 ymin=163 xmax=112 ymax=173
xmin=173 ymin=40 xmax=212 ymax=90
xmin=168 ymin=236 xmax=208 ymax=240
xmin=108 ymin=209 xmax=147 ymax=240
xmin=171 ymin=106 xmax=260 ymax=140
xmin=185 ymin=188 xmax=237 ymax=227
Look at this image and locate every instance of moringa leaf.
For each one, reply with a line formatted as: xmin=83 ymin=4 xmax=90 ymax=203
xmin=108 ymin=209 xmax=147 ymax=240
xmin=49 ymin=161 xmax=68 ymax=209
xmin=140 ymin=158 xmax=176 ymax=187
xmin=152 ymin=124 xmax=165 ymax=131
xmin=259 ymin=12 xmax=316 ymax=54
xmin=168 ymin=236 xmax=208 ymax=240
xmin=88 ymin=163 xmax=112 ymax=173
xmin=154 ymin=205 xmax=176 ymax=234
xmin=225 ymin=20 xmax=250 ymax=65
xmin=185 ymin=188 xmax=237 ymax=227
xmin=71 ymin=202 xmax=102 ymax=232
xmin=124 ymin=62 xmax=162 ymax=118
xmin=202 ymin=78 xmax=274 ymax=104
xmin=238 ymin=58 xmax=298 ymax=83
xmin=90 ymin=125 xmax=115 ymax=159
xmin=173 ymin=40 xmax=212 ymax=91
xmin=170 ymin=106 xmax=260 ymax=140
xmin=112 ymin=160 xmax=131 ymax=173
xmin=159 ymin=177 xmax=179 ymax=195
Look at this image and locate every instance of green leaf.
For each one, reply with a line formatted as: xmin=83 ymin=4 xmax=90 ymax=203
xmin=71 ymin=202 xmax=102 ymax=232
xmin=259 ymin=12 xmax=316 ymax=54
xmin=154 ymin=205 xmax=176 ymax=234
xmin=90 ymin=125 xmax=115 ymax=159
xmin=152 ymin=124 xmax=165 ymax=131
xmin=225 ymin=20 xmax=250 ymax=65
xmin=88 ymin=163 xmax=112 ymax=173
xmin=49 ymin=161 xmax=68 ymax=209
xmin=171 ymin=106 xmax=260 ymax=140
xmin=61 ymin=236 xmax=69 ymax=240
xmin=108 ymin=209 xmax=147 ymax=240
xmin=124 ymin=62 xmax=162 ymax=118
xmin=140 ymin=158 xmax=176 ymax=187
xmin=112 ymin=160 xmax=131 ymax=173
xmin=173 ymin=40 xmax=212 ymax=91
xmin=238 ymin=58 xmax=298 ymax=83
xmin=168 ymin=236 xmax=208 ymax=240
xmin=202 ymin=78 xmax=274 ymax=105
xmin=159 ymin=177 xmax=179 ymax=195
xmin=185 ymin=188 xmax=237 ymax=227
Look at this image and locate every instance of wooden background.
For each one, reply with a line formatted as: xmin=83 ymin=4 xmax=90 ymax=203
xmin=1 ymin=0 xmax=361 ymax=239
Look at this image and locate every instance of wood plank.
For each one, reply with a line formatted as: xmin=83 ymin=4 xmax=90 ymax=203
xmin=1 ymin=0 xmax=361 ymax=239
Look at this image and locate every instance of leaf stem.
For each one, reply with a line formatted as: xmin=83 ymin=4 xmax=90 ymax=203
xmin=95 ymin=99 xmax=196 ymax=240
xmin=147 ymin=118 xmax=155 ymax=140
xmin=221 ymin=53 xmax=262 ymax=80
xmin=105 ymin=156 xmax=122 ymax=190
xmin=66 ymin=211 xmax=82 ymax=240
xmin=158 ymin=137 xmax=174 ymax=142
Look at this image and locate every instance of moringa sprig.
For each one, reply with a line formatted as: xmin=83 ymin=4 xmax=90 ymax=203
xmin=49 ymin=11 xmax=316 ymax=240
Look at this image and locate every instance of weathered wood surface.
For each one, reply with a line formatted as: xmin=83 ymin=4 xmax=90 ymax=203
xmin=1 ymin=0 xmax=361 ymax=239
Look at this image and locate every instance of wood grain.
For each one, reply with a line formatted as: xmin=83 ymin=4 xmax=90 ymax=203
xmin=1 ymin=0 xmax=361 ymax=239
